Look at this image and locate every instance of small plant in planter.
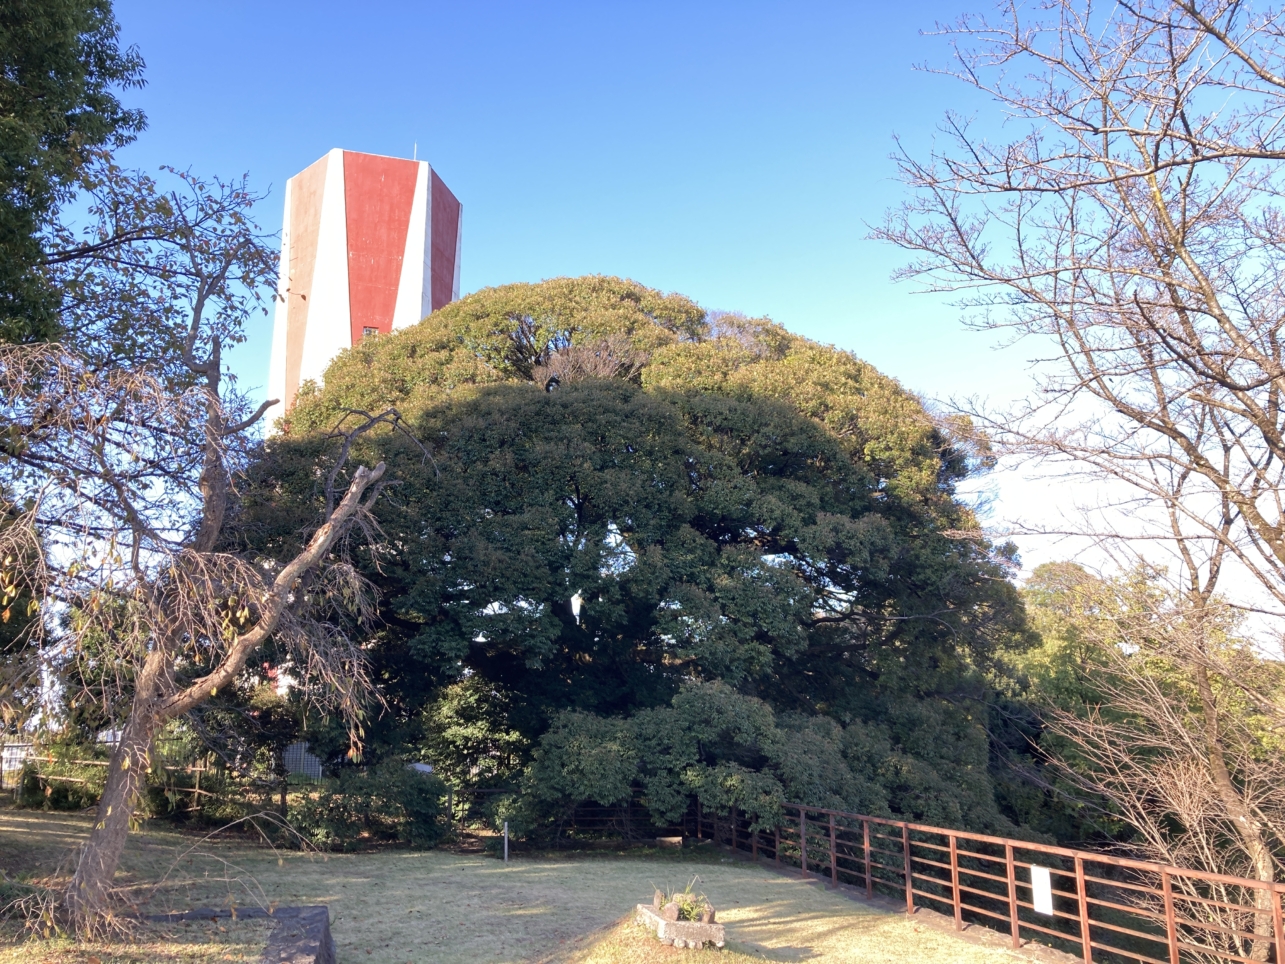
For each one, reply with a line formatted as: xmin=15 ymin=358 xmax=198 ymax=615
xmin=653 ymin=876 xmax=715 ymax=922
xmin=637 ymin=875 xmax=725 ymax=949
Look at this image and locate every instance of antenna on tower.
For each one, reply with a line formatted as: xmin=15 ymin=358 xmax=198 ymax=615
xmin=413 ymin=141 xmax=417 ymax=161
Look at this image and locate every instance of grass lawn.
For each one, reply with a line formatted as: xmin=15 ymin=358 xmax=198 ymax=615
xmin=1 ymin=807 xmax=1026 ymax=964
xmin=0 ymin=918 xmax=272 ymax=964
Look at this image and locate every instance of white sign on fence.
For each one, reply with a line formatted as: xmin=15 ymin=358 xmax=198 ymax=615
xmin=1031 ymin=865 xmax=1054 ymax=915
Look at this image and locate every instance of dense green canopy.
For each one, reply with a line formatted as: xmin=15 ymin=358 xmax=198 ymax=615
xmin=243 ymin=276 xmax=1031 ymax=832
xmin=0 ymin=0 xmax=144 ymax=343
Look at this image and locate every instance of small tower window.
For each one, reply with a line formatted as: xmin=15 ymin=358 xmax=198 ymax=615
xmin=362 ymin=326 xmax=379 ymax=339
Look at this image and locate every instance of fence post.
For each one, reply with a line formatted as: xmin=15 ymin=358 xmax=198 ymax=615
xmin=864 ymin=820 xmax=872 ymax=898
xmin=730 ymin=806 xmax=737 ymax=852
xmin=752 ymin=824 xmax=758 ymax=861
xmin=800 ymin=809 xmax=808 ymax=877
xmin=1161 ymin=871 xmax=1178 ymax=964
xmin=1272 ymin=883 xmax=1283 ymax=964
xmin=902 ymin=824 xmax=914 ymax=915
xmin=829 ymin=813 xmax=838 ymax=888
xmin=1005 ymin=843 xmax=1019 ymax=949
xmin=774 ymin=825 xmax=780 ymax=865
xmin=949 ymin=833 xmax=962 ymax=930
xmin=1074 ymin=855 xmax=1092 ymax=964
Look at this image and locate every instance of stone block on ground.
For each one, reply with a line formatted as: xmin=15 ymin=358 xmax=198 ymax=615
xmin=635 ymin=903 xmax=726 ymax=949
xmin=147 ymin=905 xmax=335 ymax=964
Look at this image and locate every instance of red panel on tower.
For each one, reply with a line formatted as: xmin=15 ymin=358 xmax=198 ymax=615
xmin=344 ymin=152 xmax=419 ymax=344
xmin=430 ymin=170 xmax=461 ymax=312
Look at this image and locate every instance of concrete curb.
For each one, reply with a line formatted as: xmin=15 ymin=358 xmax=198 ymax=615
xmin=148 ymin=905 xmax=336 ymax=964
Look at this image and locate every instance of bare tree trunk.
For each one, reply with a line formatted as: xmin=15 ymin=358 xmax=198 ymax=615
xmin=65 ymin=648 xmax=166 ymax=925
xmin=1194 ymin=664 xmax=1277 ymax=960
xmin=59 ymin=459 xmax=385 ymax=930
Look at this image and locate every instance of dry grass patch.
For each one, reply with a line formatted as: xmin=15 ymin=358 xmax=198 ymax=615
xmin=552 ymin=915 xmax=760 ymax=964
xmin=550 ymin=889 xmax=1028 ymax=964
xmin=0 ymin=917 xmax=271 ymax=964
xmin=2 ymin=807 xmax=1028 ymax=964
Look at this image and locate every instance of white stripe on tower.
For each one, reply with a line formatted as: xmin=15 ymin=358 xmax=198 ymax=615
xmin=298 ymin=148 xmax=351 ymax=391
xmin=392 ymin=160 xmax=430 ymax=330
xmin=266 ymin=177 xmax=293 ymax=425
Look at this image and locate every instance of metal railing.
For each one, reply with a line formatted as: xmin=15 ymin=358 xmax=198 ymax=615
xmin=698 ymin=802 xmax=1285 ymax=964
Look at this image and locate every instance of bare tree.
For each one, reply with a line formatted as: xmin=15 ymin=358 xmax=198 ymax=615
xmin=1030 ymin=568 xmax=1285 ymax=959
xmin=0 ymin=161 xmax=398 ymax=930
xmin=531 ymin=333 xmax=648 ymax=387
xmin=875 ymin=0 xmax=1285 ymax=952
xmin=876 ymin=0 xmax=1285 ymax=612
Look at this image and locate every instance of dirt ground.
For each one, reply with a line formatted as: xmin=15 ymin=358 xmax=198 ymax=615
xmin=0 ymin=808 xmax=1030 ymax=964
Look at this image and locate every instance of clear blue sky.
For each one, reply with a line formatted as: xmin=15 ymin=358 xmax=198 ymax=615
xmin=112 ymin=0 xmax=1031 ymax=405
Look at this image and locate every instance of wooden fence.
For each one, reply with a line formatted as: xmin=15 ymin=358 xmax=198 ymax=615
xmin=446 ymin=788 xmax=688 ymax=847
xmin=0 ymin=738 xmax=325 ymax=798
xmin=699 ymin=803 xmax=1285 ymax=964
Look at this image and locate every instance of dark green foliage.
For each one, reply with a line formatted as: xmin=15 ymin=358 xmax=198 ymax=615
xmin=140 ymin=760 xmax=249 ymax=827
xmin=16 ymin=741 xmax=108 ymax=810
xmin=0 ymin=0 xmax=145 ymax=342
xmin=184 ymin=682 xmax=305 ymax=811
xmin=284 ymin=276 xmax=704 ymax=433
xmin=288 ymin=764 xmax=447 ymax=850
xmin=13 ymin=734 xmax=249 ymax=824
xmin=237 ymin=277 xmax=1035 ymax=837
xmin=416 ymin=675 xmax=528 ymax=788
xmin=514 ymin=681 xmax=1016 ymax=836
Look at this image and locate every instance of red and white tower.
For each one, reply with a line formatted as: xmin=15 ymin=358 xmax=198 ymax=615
xmin=267 ymin=148 xmax=462 ymax=418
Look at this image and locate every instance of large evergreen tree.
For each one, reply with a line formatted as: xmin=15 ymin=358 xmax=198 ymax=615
xmin=239 ymin=277 xmax=1033 ymax=831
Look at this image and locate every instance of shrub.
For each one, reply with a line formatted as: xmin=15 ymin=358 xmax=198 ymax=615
xmin=289 ymin=763 xmax=447 ymax=850
xmin=13 ymin=738 xmax=250 ymax=822
xmin=16 ymin=743 xmax=108 ymax=811
xmin=142 ymin=759 xmax=253 ymax=826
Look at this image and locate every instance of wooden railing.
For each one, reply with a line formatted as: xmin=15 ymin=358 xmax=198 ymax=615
xmin=696 ymin=802 xmax=1285 ymax=964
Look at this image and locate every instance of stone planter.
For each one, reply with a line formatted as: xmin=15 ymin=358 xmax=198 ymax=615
xmin=634 ymin=903 xmax=726 ymax=950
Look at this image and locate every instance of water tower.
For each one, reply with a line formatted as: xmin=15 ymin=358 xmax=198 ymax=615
xmin=266 ymin=148 xmax=462 ymax=417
